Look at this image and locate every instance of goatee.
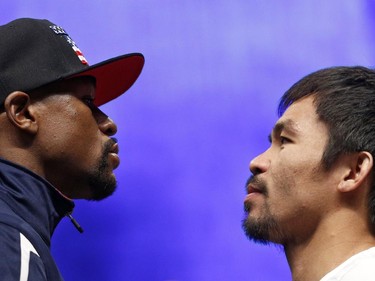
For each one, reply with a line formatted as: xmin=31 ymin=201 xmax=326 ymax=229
xmin=88 ymin=138 xmax=118 ymax=201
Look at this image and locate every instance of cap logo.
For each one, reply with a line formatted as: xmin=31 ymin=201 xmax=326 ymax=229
xmin=49 ymin=25 xmax=88 ymax=65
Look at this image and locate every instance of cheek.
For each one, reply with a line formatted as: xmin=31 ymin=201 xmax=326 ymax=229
xmin=42 ymin=111 xmax=101 ymax=155
xmin=268 ymin=151 xmax=322 ymax=198
xmin=269 ymin=165 xmax=296 ymax=198
xmin=278 ymin=146 xmax=323 ymax=175
xmin=270 ymin=156 xmax=324 ymax=211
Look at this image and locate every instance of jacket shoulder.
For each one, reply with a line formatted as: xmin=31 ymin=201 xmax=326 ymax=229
xmin=0 ymin=222 xmax=47 ymax=280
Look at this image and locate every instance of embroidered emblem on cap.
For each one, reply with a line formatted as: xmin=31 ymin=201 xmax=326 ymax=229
xmin=49 ymin=25 xmax=88 ymax=65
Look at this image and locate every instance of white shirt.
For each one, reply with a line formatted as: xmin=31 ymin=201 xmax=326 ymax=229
xmin=320 ymin=247 xmax=375 ymax=280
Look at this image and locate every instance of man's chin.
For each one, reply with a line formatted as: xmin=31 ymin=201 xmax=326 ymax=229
xmin=242 ymin=214 xmax=284 ymax=245
xmin=91 ymin=183 xmax=117 ymax=201
xmin=242 ymin=217 xmax=269 ymax=245
xmin=87 ymin=172 xmax=117 ymax=201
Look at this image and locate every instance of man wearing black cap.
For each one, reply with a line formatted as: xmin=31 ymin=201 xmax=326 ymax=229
xmin=0 ymin=18 xmax=144 ymax=280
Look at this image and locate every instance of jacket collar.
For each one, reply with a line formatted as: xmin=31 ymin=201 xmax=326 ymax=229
xmin=0 ymin=158 xmax=75 ymax=246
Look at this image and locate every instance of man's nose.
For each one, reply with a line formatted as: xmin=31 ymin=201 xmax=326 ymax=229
xmin=98 ymin=116 xmax=118 ymax=136
xmin=249 ymin=151 xmax=270 ymax=175
xmin=92 ymin=106 xmax=118 ymax=136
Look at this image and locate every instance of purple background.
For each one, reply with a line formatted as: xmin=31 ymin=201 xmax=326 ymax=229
xmin=2 ymin=1 xmax=375 ymax=280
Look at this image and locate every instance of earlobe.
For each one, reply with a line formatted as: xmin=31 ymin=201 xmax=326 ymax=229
xmin=4 ymin=91 xmax=38 ymax=134
xmin=338 ymin=151 xmax=373 ymax=193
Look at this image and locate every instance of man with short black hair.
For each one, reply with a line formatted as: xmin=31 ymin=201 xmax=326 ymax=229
xmin=243 ymin=66 xmax=375 ymax=280
xmin=0 ymin=18 xmax=144 ymax=280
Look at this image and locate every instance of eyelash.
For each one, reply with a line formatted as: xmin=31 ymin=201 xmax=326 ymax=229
xmin=280 ymin=136 xmax=291 ymax=144
xmin=84 ymin=96 xmax=94 ymax=102
xmin=83 ymin=97 xmax=95 ymax=107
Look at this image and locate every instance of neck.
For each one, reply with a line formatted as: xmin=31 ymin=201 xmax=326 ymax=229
xmin=285 ymin=211 xmax=375 ymax=281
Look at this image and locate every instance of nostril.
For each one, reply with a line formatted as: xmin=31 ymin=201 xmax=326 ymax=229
xmin=105 ymin=127 xmax=115 ymax=136
xmin=251 ymin=167 xmax=262 ymax=176
xmin=100 ymin=118 xmax=117 ymax=136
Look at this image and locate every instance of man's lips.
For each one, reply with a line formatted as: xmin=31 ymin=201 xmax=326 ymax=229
xmin=247 ymin=183 xmax=263 ymax=195
xmin=108 ymin=143 xmax=120 ymax=169
xmin=244 ymin=183 xmax=265 ymax=203
xmin=110 ymin=142 xmax=119 ymax=154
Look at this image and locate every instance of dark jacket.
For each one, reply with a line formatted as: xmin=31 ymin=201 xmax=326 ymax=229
xmin=0 ymin=159 xmax=75 ymax=280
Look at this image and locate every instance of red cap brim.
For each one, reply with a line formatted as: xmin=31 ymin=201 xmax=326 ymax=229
xmin=71 ymin=53 xmax=144 ymax=106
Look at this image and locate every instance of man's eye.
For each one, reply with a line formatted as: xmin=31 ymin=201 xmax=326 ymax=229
xmin=83 ymin=97 xmax=95 ymax=106
xmin=280 ymin=136 xmax=291 ymax=144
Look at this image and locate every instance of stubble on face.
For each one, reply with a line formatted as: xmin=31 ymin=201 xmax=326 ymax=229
xmin=242 ymin=175 xmax=292 ymax=245
xmin=242 ymin=97 xmax=333 ymax=247
xmin=88 ymin=138 xmax=118 ymax=201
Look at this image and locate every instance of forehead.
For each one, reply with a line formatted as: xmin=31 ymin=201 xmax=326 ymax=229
xmin=30 ymin=76 xmax=96 ymax=100
xmin=275 ymin=96 xmax=328 ymax=138
xmin=65 ymin=77 xmax=96 ymax=98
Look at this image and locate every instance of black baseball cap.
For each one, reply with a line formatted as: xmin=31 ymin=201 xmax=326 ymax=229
xmin=0 ymin=18 xmax=144 ymax=106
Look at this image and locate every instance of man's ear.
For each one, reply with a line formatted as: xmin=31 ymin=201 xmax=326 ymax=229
xmin=3 ymin=91 xmax=38 ymax=134
xmin=338 ymin=151 xmax=373 ymax=193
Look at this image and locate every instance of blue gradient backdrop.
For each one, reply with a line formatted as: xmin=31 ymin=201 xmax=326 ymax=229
xmin=2 ymin=1 xmax=375 ymax=280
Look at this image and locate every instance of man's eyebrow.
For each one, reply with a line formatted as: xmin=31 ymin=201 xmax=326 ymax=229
xmin=268 ymin=119 xmax=300 ymax=142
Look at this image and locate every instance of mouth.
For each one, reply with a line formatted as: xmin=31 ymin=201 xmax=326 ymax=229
xmin=247 ymin=183 xmax=263 ymax=195
xmin=244 ymin=182 xmax=265 ymax=204
xmin=110 ymin=142 xmax=119 ymax=154
xmin=108 ymin=142 xmax=120 ymax=169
